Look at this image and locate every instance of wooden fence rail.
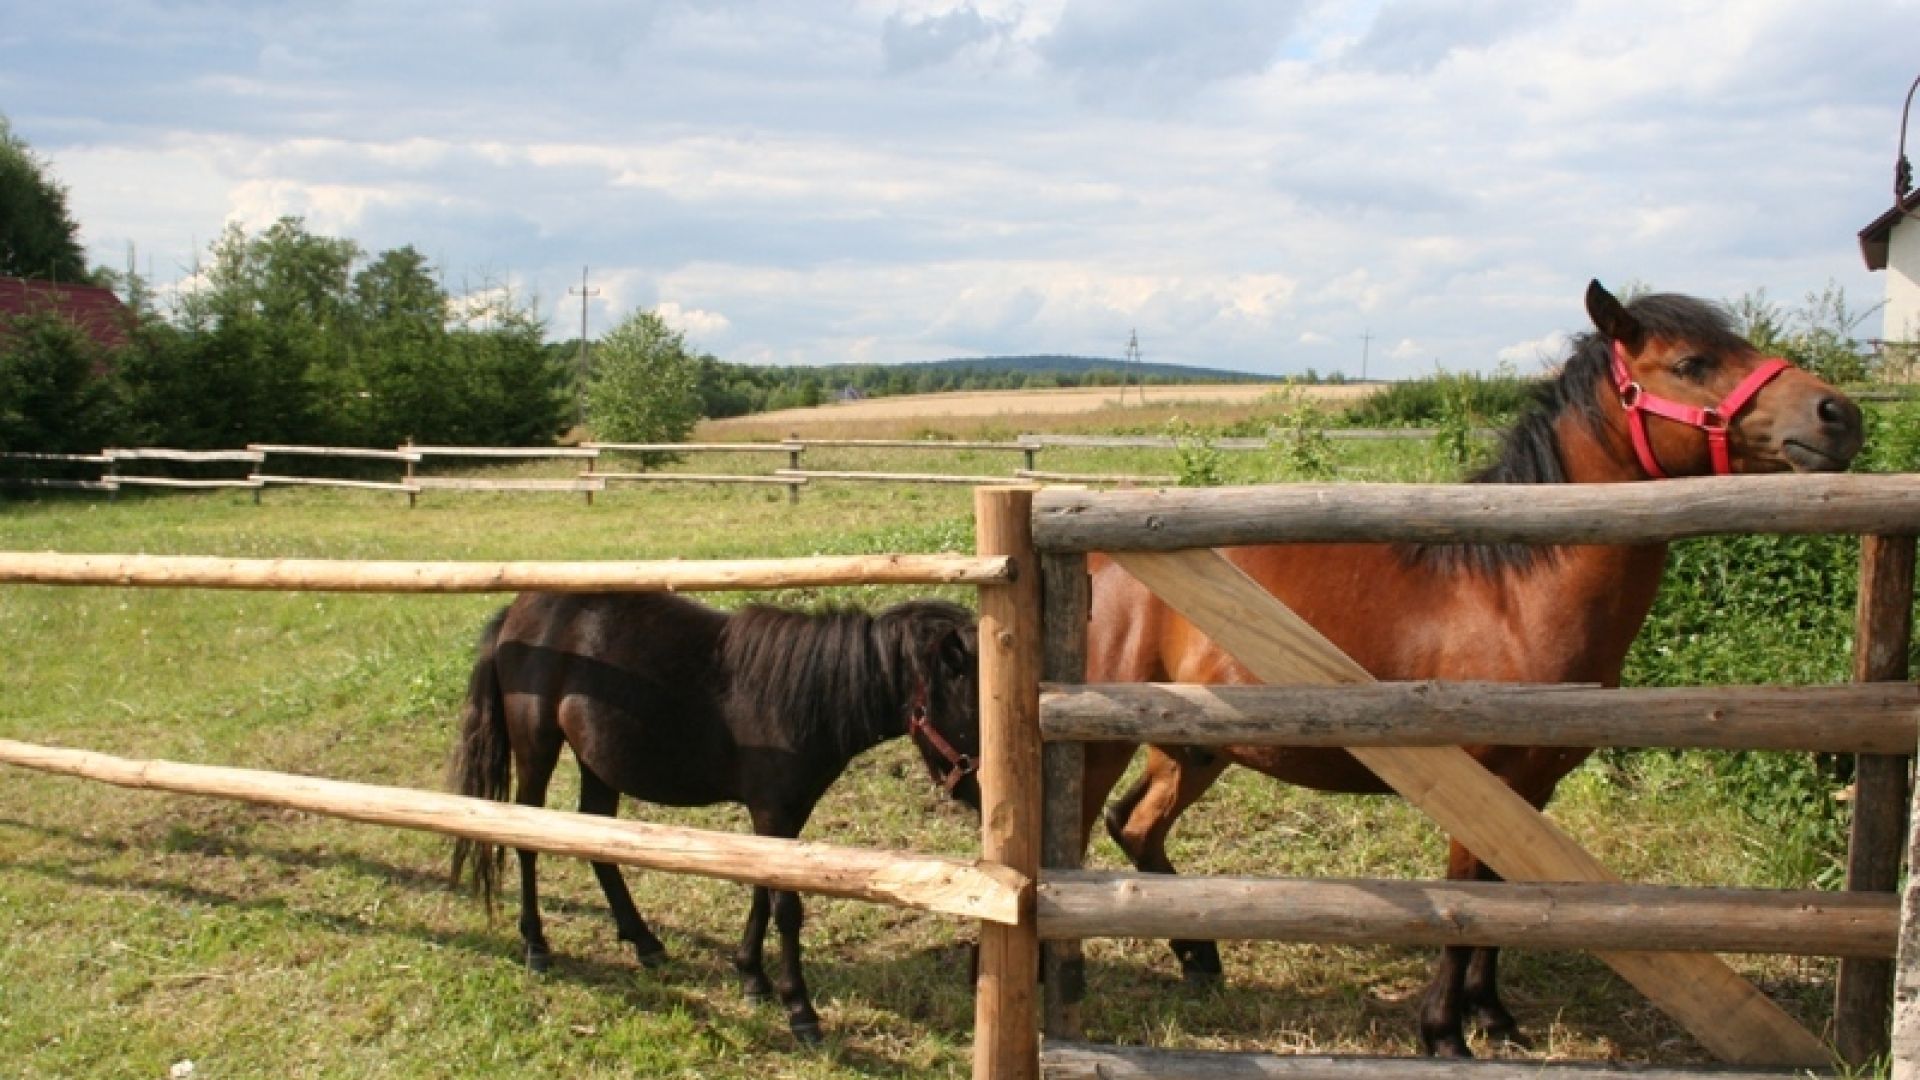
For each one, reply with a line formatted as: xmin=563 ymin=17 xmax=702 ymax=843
xmin=1040 ymin=681 xmax=1920 ymax=752
xmin=0 ymin=739 xmax=1026 ymax=924
xmin=0 ymin=551 xmax=1012 ymax=592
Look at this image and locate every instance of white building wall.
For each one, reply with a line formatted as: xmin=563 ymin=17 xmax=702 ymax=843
xmin=1885 ymin=215 xmax=1920 ymax=345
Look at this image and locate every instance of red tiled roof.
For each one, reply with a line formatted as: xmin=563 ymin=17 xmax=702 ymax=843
xmin=0 ymin=276 xmax=134 ymax=350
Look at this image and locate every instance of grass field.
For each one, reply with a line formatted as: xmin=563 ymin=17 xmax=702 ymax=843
xmin=0 ymin=404 xmax=1876 ymax=1078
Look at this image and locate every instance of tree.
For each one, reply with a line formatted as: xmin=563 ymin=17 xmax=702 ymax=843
xmin=0 ymin=116 xmax=90 ymax=283
xmin=0 ymin=312 xmax=122 ymax=453
xmin=586 ymin=308 xmax=703 ymax=444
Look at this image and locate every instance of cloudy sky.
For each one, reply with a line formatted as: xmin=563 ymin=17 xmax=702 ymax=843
xmin=3 ymin=1 xmax=1915 ymax=379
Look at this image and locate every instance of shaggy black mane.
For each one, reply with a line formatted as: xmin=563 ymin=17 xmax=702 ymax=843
xmin=1404 ymin=292 xmax=1748 ymax=576
xmin=718 ymin=599 xmax=972 ymax=759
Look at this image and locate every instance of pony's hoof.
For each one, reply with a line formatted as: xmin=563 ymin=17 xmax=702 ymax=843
xmin=1480 ymin=1019 xmax=1530 ymax=1051
xmin=525 ymin=947 xmax=553 ymax=974
xmin=789 ymin=1020 xmax=825 ymax=1045
xmin=1419 ymin=1031 xmax=1473 ymax=1059
xmin=632 ymin=941 xmax=669 ymax=969
xmin=1179 ymin=967 xmax=1223 ymax=992
xmin=739 ymin=976 xmax=775 ymax=1003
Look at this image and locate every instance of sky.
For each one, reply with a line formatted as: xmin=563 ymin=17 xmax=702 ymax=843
xmin=2 ymin=0 xmax=1915 ymax=380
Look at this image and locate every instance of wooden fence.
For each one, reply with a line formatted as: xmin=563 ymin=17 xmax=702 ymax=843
xmin=17 ymin=476 xmax=1920 ymax=1077
xmin=1024 ymin=474 xmax=1920 ymax=1079
xmin=0 ymin=522 xmax=1038 ymax=1078
xmin=0 ymin=429 xmax=1478 ymax=504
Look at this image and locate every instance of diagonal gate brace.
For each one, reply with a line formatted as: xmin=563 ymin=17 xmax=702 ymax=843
xmin=1111 ymin=548 xmax=1830 ymax=1066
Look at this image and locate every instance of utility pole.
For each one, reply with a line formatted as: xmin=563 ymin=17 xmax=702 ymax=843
xmin=569 ymin=266 xmax=600 ymax=431
xmin=1358 ymin=327 xmax=1374 ymax=382
xmin=1124 ymin=329 xmax=1145 ymax=405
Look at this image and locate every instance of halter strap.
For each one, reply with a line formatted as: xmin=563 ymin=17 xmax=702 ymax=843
xmin=1609 ymin=341 xmax=1791 ymax=479
xmin=906 ymin=679 xmax=976 ymax=795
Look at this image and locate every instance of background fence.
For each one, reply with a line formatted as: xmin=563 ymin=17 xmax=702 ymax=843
xmin=0 ymin=430 xmax=1477 ymax=504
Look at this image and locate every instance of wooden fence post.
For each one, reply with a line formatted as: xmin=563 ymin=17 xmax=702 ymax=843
xmin=1840 ymin=534 xmax=1917 ymax=1065
xmin=1040 ymin=551 xmax=1090 ymax=1040
xmin=974 ymin=487 xmax=1042 ymax=1080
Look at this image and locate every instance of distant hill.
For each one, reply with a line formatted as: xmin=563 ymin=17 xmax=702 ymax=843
xmin=887 ymin=354 xmax=1273 ymax=383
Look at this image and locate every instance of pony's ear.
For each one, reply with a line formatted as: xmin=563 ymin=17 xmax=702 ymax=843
xmin=1585 ymin=279 xmax=1643 ymax=349
xmin=938 ymin=625 xmax=973 ymax=673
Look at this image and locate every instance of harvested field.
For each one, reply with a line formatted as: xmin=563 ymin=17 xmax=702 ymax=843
xmin=701 ymin=382 xmax=1380 ymax=441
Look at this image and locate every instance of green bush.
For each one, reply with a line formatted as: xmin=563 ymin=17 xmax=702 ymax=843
xmin=1342 ymin=368 xmax=1533 ymax=428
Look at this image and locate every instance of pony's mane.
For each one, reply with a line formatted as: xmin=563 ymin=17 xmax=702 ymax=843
xmin=1405 ymin=292 xmax=1748 ymax=576
xmin=717 ymin=599 xmax=971 ymax=757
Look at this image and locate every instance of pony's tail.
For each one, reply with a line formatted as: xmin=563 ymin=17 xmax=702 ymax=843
xmin=448 ymin=606 xmax=512 ymax=911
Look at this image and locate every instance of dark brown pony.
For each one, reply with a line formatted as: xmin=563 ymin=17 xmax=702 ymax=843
xmin=1078 ymin=281 xmax=1864 ymax=1057
xmin=448 ymin=592 xmax=980 ymax=1043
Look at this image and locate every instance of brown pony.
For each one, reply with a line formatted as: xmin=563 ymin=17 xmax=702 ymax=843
xmin=1078 ymin=281 xmax=1864 ymax=1057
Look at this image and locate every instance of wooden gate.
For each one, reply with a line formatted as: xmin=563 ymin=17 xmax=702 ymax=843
xmin=1024 ymin=474 xmax=1920 ymax=1077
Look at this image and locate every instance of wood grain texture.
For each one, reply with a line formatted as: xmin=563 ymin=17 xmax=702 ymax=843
xmin=1040 ymin=551 xmax=1092 ymax=1040
xmin=0 ymin=551 xmax=1013 ymax=592
xmin=1844 ymin=535 xmax=1917 ymax=1066
xmin=1038 ymin=870 xmax=1896 ymax=956
xmin=974 ymin=488 xmax=1044 ymax=1080
xmin=1041 ymin=681 xmax=1920 ymax=753
xmin=1034 ymin=474 xmax=1920 ymax=552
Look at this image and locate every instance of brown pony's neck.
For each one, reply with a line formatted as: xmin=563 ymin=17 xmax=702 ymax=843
xmin=1522 ymin=383 xmax=1669 ymax=682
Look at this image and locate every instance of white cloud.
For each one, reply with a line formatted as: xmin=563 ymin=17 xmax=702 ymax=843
xmin=3 ymin=0 xmax=1902 ymax=381
xmin=655 ymin=300 xmax=733 ymax=345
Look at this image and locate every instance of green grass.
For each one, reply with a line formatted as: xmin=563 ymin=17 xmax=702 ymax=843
xmin=0 ymin=427 xmax=1883 ymax=1076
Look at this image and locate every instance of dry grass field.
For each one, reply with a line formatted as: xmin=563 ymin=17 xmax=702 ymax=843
xmin=700 ymin=382 xmax=1379 ymax=441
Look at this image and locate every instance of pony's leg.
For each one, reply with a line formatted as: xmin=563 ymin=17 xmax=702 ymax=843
xmin=1417 ymin=842 xmax=1529 ymax=1056
xmin=576 ymin=766 xmax=667 ymax=966
xmin=770 ymin=887 xmax=820 ymax=1042
xmin=733 ymin=885 xmax=776 ymax=1002
xmin=1079 ymin=741 xmax=1138 ymax=853
xmin=511 ymin=744 xmax=560 ymax=972
xmin=745 ymin=805 xmax=822 ymax=1043
xmin=1103 ymin=746 xmax=1231 ymax=986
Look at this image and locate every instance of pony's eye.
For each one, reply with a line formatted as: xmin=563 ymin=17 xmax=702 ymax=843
xmin=1673 ymin=355 xmax=1713 ymax=382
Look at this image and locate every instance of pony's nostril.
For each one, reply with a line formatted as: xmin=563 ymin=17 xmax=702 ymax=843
xmin=1817 ymin=396 xmax=1857 ymax=428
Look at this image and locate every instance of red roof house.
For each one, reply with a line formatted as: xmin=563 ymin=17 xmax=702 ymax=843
xmin=0 ymin=276 xmax=134 ymax=350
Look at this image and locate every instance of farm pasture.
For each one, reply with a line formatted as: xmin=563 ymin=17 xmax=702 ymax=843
xmin=0 ymin=420 xmax=1880 ymax=1076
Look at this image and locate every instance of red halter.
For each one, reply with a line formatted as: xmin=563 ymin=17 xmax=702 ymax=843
xmin=906 ymin=679 xmax=976 ymax=796
xmin=1609 ymin=341 xmax=1791 ymax=479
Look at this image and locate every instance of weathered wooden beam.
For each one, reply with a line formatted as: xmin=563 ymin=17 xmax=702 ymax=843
xmin=1040 ymin=681 xmax=1920 ymax=754
xmin=1846 ymin=534 xmax=1917 ymax=1066
xmin=248 ymin=444 xmax=423 ymax=462
xmin=1038 ymin=870 xmax=1896 ymax=957
xmin=590 ymin=472 xmax=806 ymax=486
xmin=777 ymin=468 xmax=1025 ymax=486
xmin=1034 ymin=474 xmax=1920 ymax=552
xmin=411 ymin=477 xmax=604 ymax=492
xmin=1108 ymin=547 xmax=1831 ymax=1065
xmin=0 ymin=551 xmax=1013 ymax=592
xmin=104 ymin=448 xmax=265 ymax=463
xmin=974 ymin=488 xmax=1044 ymax=1080
xmin=252 ymin=475 xmax=419 ymax=493
xmin=1040 ymin=551 xmax=1091 ymax=1041
xmin=408 ymin=445 xmax=600 ymax=458
xmin=0 ymin=739 xmax=1027 ymax=924
xmin=583 ymin=441 xmax=798 ymax=453
xmin=1040 ymin=1041 xmax=1828 ymax=1079
xmin=110 ymin=476 xmax=263 ymax=489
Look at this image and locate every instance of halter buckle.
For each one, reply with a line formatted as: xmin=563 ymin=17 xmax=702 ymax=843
xmin=1699 ymin=407 xmax=1726 ymax=431
xmin=1619 ymin=382 xmax=1644 ymax=409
